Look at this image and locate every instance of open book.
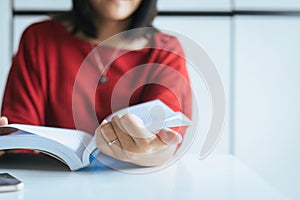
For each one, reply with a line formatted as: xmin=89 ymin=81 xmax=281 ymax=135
xmin=0 ymin=100 xmax=191 ymax=171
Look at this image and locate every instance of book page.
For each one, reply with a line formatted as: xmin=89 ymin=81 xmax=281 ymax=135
xmin=82 ymin=135 xmax=98 ymax=166
xmin=106 ymin=100 xmax=192 ymax=132
xmin=1 ymin=124 xmax=92 ymax=158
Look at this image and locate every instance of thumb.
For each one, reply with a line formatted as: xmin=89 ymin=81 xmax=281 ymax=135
xmin=156 ymin=128 xmax=182 ymax=146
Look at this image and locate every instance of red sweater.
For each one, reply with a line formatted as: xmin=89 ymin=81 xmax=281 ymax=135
xmin=2 ymin=19 xmax=191 ymax=136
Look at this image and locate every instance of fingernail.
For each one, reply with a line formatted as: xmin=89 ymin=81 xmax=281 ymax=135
xmin=164 ymin=129 xmax=182 ymax=145
xmin=171 ymin=132 xmax=182 ymax=145
xmin=0 ymin=117 xmax=8 ymax=125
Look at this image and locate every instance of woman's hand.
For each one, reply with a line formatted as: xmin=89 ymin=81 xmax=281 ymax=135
xmin=0 ymin=116 xmax=8 ymax=126
xmin=0 ymin=116 xmax=8 ymax=156
xmin=95 ymin=114 xmax=182 ymax=167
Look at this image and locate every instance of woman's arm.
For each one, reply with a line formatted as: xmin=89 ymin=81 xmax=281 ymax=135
xmin=95 ymin=35 xmax=192 ymax=166
xmin=1 ymin=25 xmax=47 ymax=125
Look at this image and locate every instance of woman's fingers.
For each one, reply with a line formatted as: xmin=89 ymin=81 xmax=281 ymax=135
xmin=156 ymin=128 xmax=182 ymax=146
xmin=99 ymin=122 xmax=121 ymax=148
xmin=0 ymin=117 xmax=12 ymax=135
xmin=110 ymin=115 xmax=135 ymax=150
xmin=95 ymin=124 xmax=120 ymax=159
xmin=95 ymin=119 xmax=131 ymax=163
xmin=95 ymin=114 xmax=181 ymax=166
xmin=119 ymin=114 xmax=154 ymax=139
xmin=0 ymin=116 xmax=8 ymax=126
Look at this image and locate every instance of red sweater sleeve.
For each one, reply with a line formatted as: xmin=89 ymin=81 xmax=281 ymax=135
xmin=1 ymin=25 xmax=47 ymax=125
xmin=141 ymin=35 xmax=192 ymax=136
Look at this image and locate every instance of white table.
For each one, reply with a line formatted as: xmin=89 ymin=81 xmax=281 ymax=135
xmin=0 ymin=154 xmax=287 ymax=200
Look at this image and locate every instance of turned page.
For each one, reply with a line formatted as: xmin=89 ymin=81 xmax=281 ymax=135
xmin=105 ymin=100 xmax=191 ymax=132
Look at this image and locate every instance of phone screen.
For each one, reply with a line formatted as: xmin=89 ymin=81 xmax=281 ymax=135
xmin=0 ymin=173 xmax=23 ymax=192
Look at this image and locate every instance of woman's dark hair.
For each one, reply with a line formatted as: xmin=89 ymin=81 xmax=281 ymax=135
xmin=71 ymin=0 xmax=158 ymax=39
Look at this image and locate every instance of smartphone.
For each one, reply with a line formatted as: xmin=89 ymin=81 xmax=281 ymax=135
xmin=0 ymin=173 xmax=24 ymax=192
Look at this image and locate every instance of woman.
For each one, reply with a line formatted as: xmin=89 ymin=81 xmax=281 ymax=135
xmin=0 ymin=0 xmax=191 ymax=166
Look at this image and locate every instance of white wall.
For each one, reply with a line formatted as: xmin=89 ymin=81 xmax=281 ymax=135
xmin=234 ymin=16 xmax=300 ymax=199
xmin=154 ymin=17 xmax=231 ymax=154
xmin=158 ymin=0 xmax=231 ymax=11
xmin=13 ymin=0 xmax=71 ymax=10
xmin=234 ymin=0 xmax=300 ymax=10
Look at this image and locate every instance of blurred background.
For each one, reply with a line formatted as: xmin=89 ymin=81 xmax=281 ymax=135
xmin=0 ymin=0 xmax=300 ymax=199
